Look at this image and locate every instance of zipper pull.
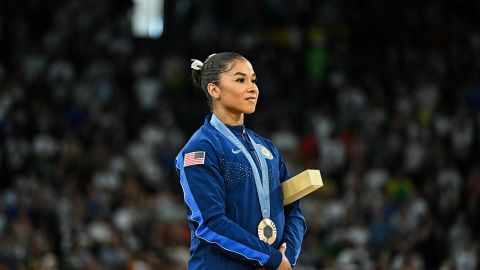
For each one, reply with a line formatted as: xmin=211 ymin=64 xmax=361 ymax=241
xmin=242 ymin=126 xmax=248 ymax=140
xmin=242 ymin=127 xmax=255 ymax=151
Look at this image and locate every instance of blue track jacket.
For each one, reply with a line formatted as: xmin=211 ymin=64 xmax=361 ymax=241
xmin=175 ymin=115 xmax=307 ymax=270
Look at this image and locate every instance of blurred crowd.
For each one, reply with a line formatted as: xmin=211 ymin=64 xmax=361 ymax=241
xmin=1 ymin=0 xmax=480 ymax=269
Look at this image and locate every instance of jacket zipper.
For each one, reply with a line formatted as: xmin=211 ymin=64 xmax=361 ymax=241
xmin=242 ymin=127 xmax=263 ymax=181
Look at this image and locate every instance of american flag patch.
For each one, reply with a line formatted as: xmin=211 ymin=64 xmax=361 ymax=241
xmin=184 ymin=151 xmax=205 ymax=167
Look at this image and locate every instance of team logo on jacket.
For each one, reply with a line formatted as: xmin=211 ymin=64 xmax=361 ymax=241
xmin=258 ymin=144 xmax=273 ymax=160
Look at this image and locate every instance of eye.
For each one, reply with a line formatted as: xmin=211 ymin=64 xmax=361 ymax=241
xmin=235 ymin=78 xmax=245 ymax=83
xmin=252 ymin=79 xmax=257 ymax=84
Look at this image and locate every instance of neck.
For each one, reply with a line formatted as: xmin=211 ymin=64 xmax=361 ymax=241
xmin=213 ymin=108 xmax=244 ymax=126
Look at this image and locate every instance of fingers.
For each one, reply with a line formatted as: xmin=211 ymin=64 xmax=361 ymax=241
xmin=279 ymin=242 xmax=287 ymax=254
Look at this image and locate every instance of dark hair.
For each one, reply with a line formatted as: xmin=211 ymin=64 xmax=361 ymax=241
xmin=191 ymin=52 xmax=246 ymax=108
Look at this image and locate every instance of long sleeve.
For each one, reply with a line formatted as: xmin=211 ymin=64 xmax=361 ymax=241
xmin=175 ymin=139 xmax=283 ymax=269
xmin=278 ymin=152 xmax=307 ymax=266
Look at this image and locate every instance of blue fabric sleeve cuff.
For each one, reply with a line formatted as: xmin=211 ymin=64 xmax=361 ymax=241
xmin=285 ymin=245 xmax=296 ymax=266
xmin=264 ymin=249 xmax=282 ymax=270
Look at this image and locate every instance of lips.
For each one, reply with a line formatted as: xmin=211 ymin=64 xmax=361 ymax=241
xmin=245 ymin=97 xmax=257 ymax=102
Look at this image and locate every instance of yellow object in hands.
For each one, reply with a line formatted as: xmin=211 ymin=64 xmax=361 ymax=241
xmin=282 ymin=170 xmax=323 ymax=206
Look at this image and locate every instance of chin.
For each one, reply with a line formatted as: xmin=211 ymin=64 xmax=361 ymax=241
xmin=244 ymin=107 xmax=256 ymax=114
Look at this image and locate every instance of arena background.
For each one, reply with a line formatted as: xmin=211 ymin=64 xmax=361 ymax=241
xmin=1 ymin=0 xmax=480 ymax=269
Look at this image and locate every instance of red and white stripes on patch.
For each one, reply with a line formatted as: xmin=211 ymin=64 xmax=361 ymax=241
xmin=184 ymin=151 xmax=206 ymax=167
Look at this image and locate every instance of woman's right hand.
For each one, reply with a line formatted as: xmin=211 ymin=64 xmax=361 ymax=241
xmin=277 ymin=243 xmax=292 ymax=270
xmin=256 ymin=243 xmax=291 ymax=270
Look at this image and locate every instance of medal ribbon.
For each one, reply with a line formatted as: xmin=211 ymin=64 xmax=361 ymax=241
xmin=210 ymin=114 xmax=270 ymax=220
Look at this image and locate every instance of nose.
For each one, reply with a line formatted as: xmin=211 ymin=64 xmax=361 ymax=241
xmin=248 ymin=83 xmax=259 ymax=93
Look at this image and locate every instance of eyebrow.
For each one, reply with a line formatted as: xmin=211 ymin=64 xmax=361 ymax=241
xmin=234 ymin=72 xmax=256 ymax=77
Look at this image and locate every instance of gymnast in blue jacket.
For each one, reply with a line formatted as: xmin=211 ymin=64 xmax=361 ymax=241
xmin=175 ymin=52 xmax=306 ymax=270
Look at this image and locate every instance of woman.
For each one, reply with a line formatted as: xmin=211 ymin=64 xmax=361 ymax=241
xmin=175 ymin=52 xmax=306 ymax=270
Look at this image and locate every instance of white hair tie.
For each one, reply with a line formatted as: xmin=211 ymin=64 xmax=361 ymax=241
xmin=191 ymin=59 xmax=203 ymax=70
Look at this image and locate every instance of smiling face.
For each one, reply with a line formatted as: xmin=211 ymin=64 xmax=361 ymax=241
xmin=208 ymin=58 xmax=259 ymax=124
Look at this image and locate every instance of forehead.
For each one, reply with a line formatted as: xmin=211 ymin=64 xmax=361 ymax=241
xmin=224 ymin=59 xmax=255 ymax=76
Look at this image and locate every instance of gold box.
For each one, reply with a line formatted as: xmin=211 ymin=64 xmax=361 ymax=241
xmin=282 ymin=170 xmax=323 ymax=205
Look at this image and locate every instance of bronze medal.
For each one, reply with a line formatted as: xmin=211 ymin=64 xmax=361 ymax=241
xmin=257 ymin=219 xmax=277 ymax=245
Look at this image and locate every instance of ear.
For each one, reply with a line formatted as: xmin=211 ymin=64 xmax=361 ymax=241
xmin=207 ymin=83 xmax=220 ymax=100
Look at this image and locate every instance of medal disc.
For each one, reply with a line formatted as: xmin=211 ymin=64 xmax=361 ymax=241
xmin=257 ymin=219 xmax=277 ymax=245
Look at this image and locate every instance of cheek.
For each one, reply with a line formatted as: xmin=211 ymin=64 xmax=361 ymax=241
xmin=225 ymin=89 xmax=243 ymax=101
